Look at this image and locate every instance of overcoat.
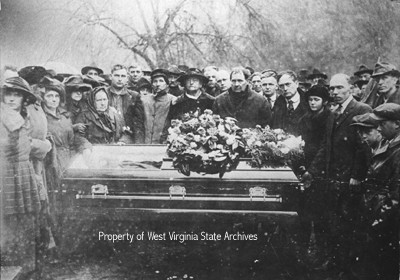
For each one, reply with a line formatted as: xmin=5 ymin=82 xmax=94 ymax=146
xmin=308 ymin=98 xmax=372 ymax=181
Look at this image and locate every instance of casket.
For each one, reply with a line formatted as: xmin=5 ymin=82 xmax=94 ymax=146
xmin=60 ymin=145 xmax=301 ymax=222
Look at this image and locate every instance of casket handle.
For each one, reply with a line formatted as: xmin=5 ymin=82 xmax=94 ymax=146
xmin=249 ymin=186 xmax=267 ymax=201
xmin=91 ymin=184 xmax=109 ymax=199
xmin=169 ymin=185 xmax=186 ymax=200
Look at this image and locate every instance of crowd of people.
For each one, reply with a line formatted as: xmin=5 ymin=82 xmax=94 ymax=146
xmin=0 ymin=60 xmax=399 ymax=279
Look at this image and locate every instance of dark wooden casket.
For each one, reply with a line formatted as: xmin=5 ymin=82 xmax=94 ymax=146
xmin=58 ymin=145 xmax=302 ymax=255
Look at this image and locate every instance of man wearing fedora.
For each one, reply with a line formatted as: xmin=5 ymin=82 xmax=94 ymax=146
xmin=167 ymin=65 xmax=185 ymax=97
xmin=128 ymin=69 xmax=175 ymax=144
xmin=169 ymin=68 xmax=214 ymax=120
xmin=212 ymin=67 xmax=271 ymax=128
xmin=307 ymin=68 xmax=328 ymax=87
xmin=354 ymin=64 xmax=373 ymax=81
xmin=361 ymin=61 xmax=400 ymax=108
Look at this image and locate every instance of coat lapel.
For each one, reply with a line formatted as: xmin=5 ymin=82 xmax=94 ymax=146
xmin=335 ymin=99 xmax=356 ymax=128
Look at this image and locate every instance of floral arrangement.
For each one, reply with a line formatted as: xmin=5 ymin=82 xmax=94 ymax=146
xmin=167 ymin=109 xmax=246 ymax=177
xmin=242 ymin=126 xmax=305 ymax=169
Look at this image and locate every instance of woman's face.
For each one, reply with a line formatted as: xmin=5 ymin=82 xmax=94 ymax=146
xmin=71 ymin=90 xmax=83 ymax=101
xmin=95 ymin=90 xmax=108 ymax=112
xmin=3 ymin=90 xmax=24 ymax=112
xmin=308 ymin=96 xmax=325 ymax=112
xmin=43 ymin=90 xmax=60 ymax=110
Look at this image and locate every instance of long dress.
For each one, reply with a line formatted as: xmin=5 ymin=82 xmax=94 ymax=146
xmin=0 ymin=103 xmax=41 ymax=274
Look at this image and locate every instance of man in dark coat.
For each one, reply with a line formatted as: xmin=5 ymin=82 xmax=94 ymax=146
xmin=361 ymin=61 xmax=400 ymax=108
xmin=362 ymin=103 xmax=400 ymax=280
xmin=302 ymin=73 xmax=372 ymax=275
xmin=106 ymin=64 xmax=143 ymax=126
xmin=203 ymin=66 xmax=221 ymax=97
xmin=167 ymin=65 xmax=185 ymax=97
xmin=169 ymin=68 xmax=214 ymax=120
xmin=212 ymin=67 xmax=272 ymax=128
xmin=127 ymin=65 xmax=144 ymax=91
xmin=261 ymin=72 xmax=280 ymax=121
xmin=271 ymin=70 xmax=308 ymax=136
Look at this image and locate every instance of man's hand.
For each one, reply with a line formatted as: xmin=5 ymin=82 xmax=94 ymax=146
xmin=301 ymin=171 xmax=313 ymax=189
xmin=349 ymin=178 xmax=361 ymax=186
xmin=73 ymin=123 xmax=86 ymax=134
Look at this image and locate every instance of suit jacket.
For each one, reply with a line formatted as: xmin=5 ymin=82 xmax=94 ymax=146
xmin=362 ymin=81 xmax=400 ymax=109
xmin=309 ymin=98 xmax=372 ymax=181
xmin=271 ymin=89 xmax=308 ymax=136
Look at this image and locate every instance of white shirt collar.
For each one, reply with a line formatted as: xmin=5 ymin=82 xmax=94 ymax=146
xmin=286 ymin=92 xmax=300 ymax=110
xmin=185 ymin=90 xmax=202 ymax=100
xmin=334 ymin=95 xmax=353 ymax=113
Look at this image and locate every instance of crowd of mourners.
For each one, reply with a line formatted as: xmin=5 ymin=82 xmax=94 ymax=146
xmin=0 ymin=60 xmax=399 ymax=279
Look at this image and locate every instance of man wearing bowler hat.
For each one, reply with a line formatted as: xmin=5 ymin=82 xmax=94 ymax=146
xmin=169 ymin=68 xmax=214 ymax=120
xmin=167 ymin=65 xmax=185 ymax=97
xmin=362 ymin=61 xmax=400 ymax=108
xmin=362 ymin=103 xmax=400 ymax=280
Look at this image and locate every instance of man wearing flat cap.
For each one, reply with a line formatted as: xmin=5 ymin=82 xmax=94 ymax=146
xmin=169 ymin=68 xmax=214 ymax=120
xmin=128 ymin=69 xmax=175 ymax=144
xmin=81 ymin=65 xmax=104 ymax=79
xmin=213 ymin=67 xmax=272 ymax=128
xmin=361 ymin=103 xmax=400 ymax=280
xmin=361 ymin=61 xmax=400 ymax=108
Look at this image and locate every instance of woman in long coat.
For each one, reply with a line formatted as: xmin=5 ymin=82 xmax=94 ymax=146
xmin=0 ymin=77 xmax=41 ymax=277
xmin=40 ymin=77 xmax=91 ymax=248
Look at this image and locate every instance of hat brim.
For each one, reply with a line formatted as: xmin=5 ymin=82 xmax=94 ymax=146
xmin=307 ymin=74 xmax=328 ymax=80
xmin=371 ymin=70 xmax=400 ymax=78
xmin=370 ymin=113 xmax=386 ymax=121
xmin=81 ymin=66 xmax=104 ymax=75
xmin=177 ymin=73 xmax=209 ymax=85
xmin=354 ymin=69 xmax=373 ymax=76
xmin=350 ymin=122 xmax=376 ymax=128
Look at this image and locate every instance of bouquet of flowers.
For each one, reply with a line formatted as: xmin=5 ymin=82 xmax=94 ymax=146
xmin=243 ymin=126 xmax=305 ymax=169
xmin=167 ymin=109 xmax=246 ymax=177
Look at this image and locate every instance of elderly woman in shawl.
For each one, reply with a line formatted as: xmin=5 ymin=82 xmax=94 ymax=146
xmin=75 ymin=86 xmax=130 ymax=144
xmin=0 ymin=77 xmax=42 ymax=277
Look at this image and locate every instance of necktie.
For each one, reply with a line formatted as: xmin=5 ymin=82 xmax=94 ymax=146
xmin=287 ymin=100 xmax=294 ymax=114
xmin=334 ymin=104 xmax=343 ymax=119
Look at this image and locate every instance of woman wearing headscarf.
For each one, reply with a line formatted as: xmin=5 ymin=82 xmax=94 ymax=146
xmin=75 ymin=86 xmax=130 ymax=144
xmin=0 ymin=76 xmax=42 ymax=278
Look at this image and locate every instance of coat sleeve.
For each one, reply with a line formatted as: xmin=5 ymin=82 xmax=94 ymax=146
xmin=125 ymin=97 xmax=145 ymax=144
xmin=350 ymin=105 xmax=373 ymax=180
xmin=258 ymin=98 xmax=272 ymax=127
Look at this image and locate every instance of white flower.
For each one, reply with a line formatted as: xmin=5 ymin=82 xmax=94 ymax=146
xmin=280 ymin=147 xmax=290 ymax=154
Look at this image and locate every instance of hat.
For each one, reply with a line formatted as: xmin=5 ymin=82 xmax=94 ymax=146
xmin=136 ymin=77 xmax=152 ymax=90
xmin=177 ymin=68 xmax=208 ymax=85
xmin=350 ymin=113 xmax=380 ymax=128
xmin=18 ymin=66 xmax=48 ymax=85
xmin=83 ymin=75 xmax=108 ymax=88
xmin=371 ymin=103 xmax=400 ymax=121
xmin=81 ymin=65 xmax=104 ymax=76
xmin=1 ymin=76 xmax=37 ymax=105
xmin=151 ymin=69 xmax=170 ymax=84
xmin=371 ymin=61 xmax=400 ymax=78
xmin=306 ymin=85 xmax=330 ymax=101
xmin=354 ymin=64 xmax=373 ymax=77
xmin=168 ymin=65 xmax=185 ymax=76
xmin=38 ymin=76 xmax=66 ymax=101
xmin=245 ymin=66 xmax=255 ymax=75
xmin=177 ymin=65 xmax=190 ymax=73
xmin=64 ymin=75 xmax=92 ymax=91
xmin=307 ymin=68 xmax=328 ymax=80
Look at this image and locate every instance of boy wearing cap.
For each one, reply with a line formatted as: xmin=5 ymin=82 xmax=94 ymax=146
xmin=363 ymin=103 xmax=400 ymax=280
